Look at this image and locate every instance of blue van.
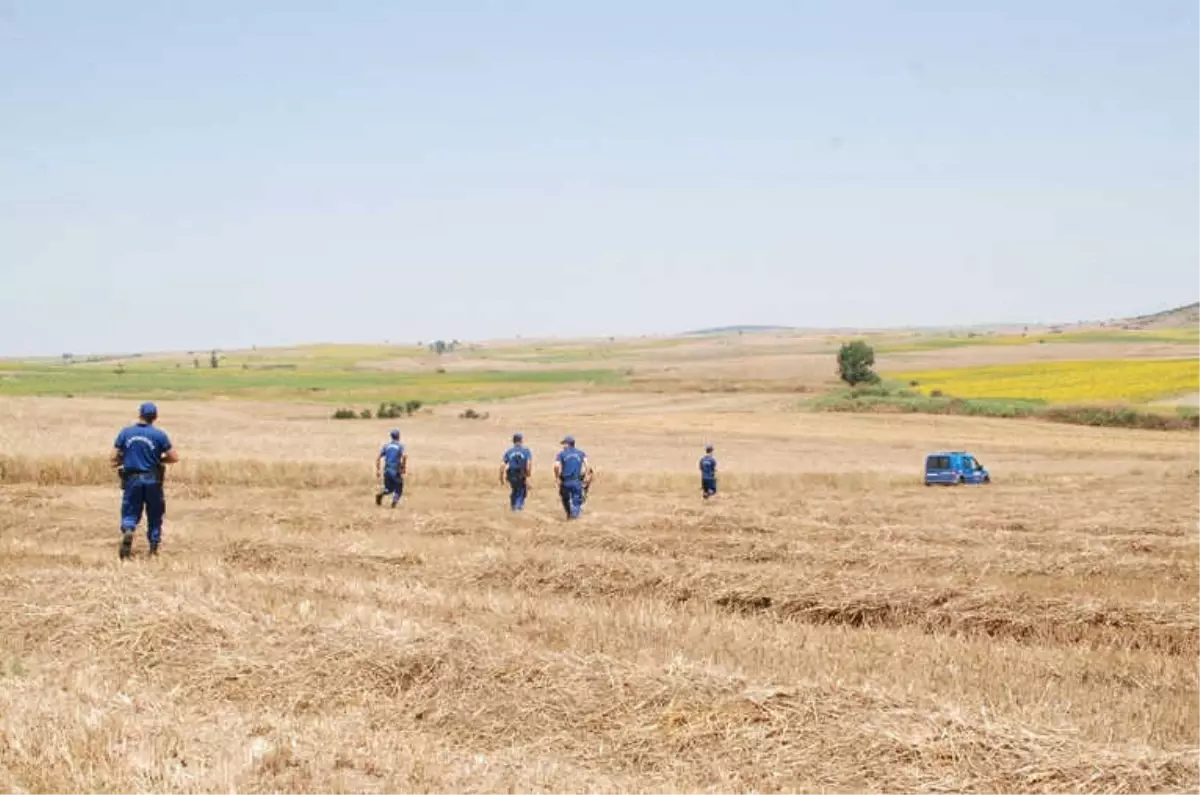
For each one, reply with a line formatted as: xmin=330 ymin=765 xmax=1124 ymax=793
xmin=924 ymin=452 xmax=990 ymax=486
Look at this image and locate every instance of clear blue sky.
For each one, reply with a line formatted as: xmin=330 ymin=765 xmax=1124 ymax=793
xmin=1 ymin=1 xmax=1196 ymax=356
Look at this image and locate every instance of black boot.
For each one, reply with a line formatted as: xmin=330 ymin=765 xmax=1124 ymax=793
xmin=375 ymin=492 xmax=384 ymax=506
xmin=148 ymin=543 xmax=159 ymax=556
xmin=119 ymin=530 xmax=133 ymax=560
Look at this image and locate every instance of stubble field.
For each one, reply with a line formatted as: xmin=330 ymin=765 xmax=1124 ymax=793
xmin=0 ymin=379 xmax=1197 ymax=794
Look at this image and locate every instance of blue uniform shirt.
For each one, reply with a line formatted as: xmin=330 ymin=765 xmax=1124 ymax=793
xmin=380 ymin=442 xmax=405 ymax=475
xmin=503 ymin=445 xmax=532 ymax=475
xmin=700 ymin=454 xmax=717 ymax=478
xmin=556 ymin=447 xmax=587 ymax=483
xmin=114 ymin=423 xmax=172 ymax=474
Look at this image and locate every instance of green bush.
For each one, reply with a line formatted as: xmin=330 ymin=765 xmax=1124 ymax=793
xmin=1042 ymin=406 xmax=1199 ymax=430
xmin=808 ymin=384 xmax=1194 ymax=430
xmin=847 ymin=383 xmax=893 ymax=398
xmin=332 ymin=408 xmax=358 ymax=420
xmin=376 ymin=400 xmax=425 ymax=419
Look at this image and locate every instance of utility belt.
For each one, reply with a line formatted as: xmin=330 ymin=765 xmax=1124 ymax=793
xmin=119 ymin=466 xmax=165 ymax=487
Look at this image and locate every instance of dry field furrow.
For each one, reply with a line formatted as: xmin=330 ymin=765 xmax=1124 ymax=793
xmin=2 ymin=542 xmax=1196 ymax=794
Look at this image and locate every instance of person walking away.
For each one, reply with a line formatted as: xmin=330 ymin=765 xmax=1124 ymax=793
xmin=699 ymin=445 xmax=718 ymax=499
xmin=111 ymin=401 xmax=178 ymax=559
xmin=500 ymin=432 xmax=533 ymax=511
xmin=554 ymin=435 xmax=591 ymax=520
xmin=376 ymin=430 xmax=407 ymax=507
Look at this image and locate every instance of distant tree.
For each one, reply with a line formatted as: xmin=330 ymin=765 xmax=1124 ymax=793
xmin=210 ymin=349 xmax=220 ymax=369
xmin=836 ymin=341 xmax=880 ymax=386
xmin=61 ymin=353 xmax=73 ymax=365
xmin=429 ymin=340 xmax=448 ymax=355
xmin=193 ymin=358 xmax=200 ymax=369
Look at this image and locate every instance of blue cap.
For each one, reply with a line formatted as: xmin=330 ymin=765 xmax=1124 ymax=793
xmin=390 ymin=429 xmax=400 ymax=439
xmin=139 ymin=401 xmax=158 ymax=419
xmin=513 ymin=432 xmax=523 ymax=442
xmin=561 ymin=435 xmax=575 ymax=444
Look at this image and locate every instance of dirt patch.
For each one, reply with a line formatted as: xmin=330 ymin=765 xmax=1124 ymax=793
xmin=1153 ymin=392 xmax=1200 ymax=407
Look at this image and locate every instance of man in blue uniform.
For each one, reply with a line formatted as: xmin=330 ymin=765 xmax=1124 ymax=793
xmin=699 ymin=445 xmax=718 ymax=499
xmin=499 ymin=432 xmax=533 ymax=511
xmin=375 ymin=430 xmax=407 ymax=507
xmin=110 ymin=401 xmax=178 ymax=559
xmin=554 ymin=435 xmax=592 ymax=520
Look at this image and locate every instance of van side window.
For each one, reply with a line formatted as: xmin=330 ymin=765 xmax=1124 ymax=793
xmin=927 ymin=456 xmax=950 ymax=471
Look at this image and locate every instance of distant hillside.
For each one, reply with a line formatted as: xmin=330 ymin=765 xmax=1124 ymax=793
xmin=683 ymin=325 xmax=796 ymax=336
xmin=1119 ymin=302 xmax=1199 ymax=330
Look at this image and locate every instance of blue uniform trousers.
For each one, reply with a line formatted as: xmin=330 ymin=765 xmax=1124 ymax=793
xmin=507 ymin=473 xmax=528 ymax=510
xmin=559 ymin=480 xmax=584 ymax=518
xmin=121 ymin=475 xmax=165 ymax=545
xmin=702 ymin=477 xmax=717 ymax=497
xmin=382 ymin=472 xmax=404 ymax=503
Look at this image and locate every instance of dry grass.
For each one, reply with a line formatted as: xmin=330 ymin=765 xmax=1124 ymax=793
xmin=0 ymin=391 xmax=1197 ymax=793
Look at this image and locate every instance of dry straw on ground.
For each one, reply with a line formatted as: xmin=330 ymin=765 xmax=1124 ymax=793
xmin=0 ymin=392 xmax=1197 ymax=793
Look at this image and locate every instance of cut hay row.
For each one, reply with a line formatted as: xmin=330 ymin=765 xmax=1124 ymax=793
xmin=0 ymin=453 xmax=1129 ymax=491
xmin=60 ymin=529 xmax=1186 ymax=657
xmin=0 ymin=582 xmax=1193 ymax=794
xmin=0 ymin=454 xmax=914 ymax=491
xmin=458 ymin=555 xmax=1198 ymax=655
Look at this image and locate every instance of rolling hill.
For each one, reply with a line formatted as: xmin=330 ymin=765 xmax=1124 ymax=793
xmin=1119 ymin=302 xmax=1200 ymax=330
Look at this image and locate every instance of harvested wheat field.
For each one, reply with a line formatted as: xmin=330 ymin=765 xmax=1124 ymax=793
xmin=0 ymin=390 xmax=1197 ymax=793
